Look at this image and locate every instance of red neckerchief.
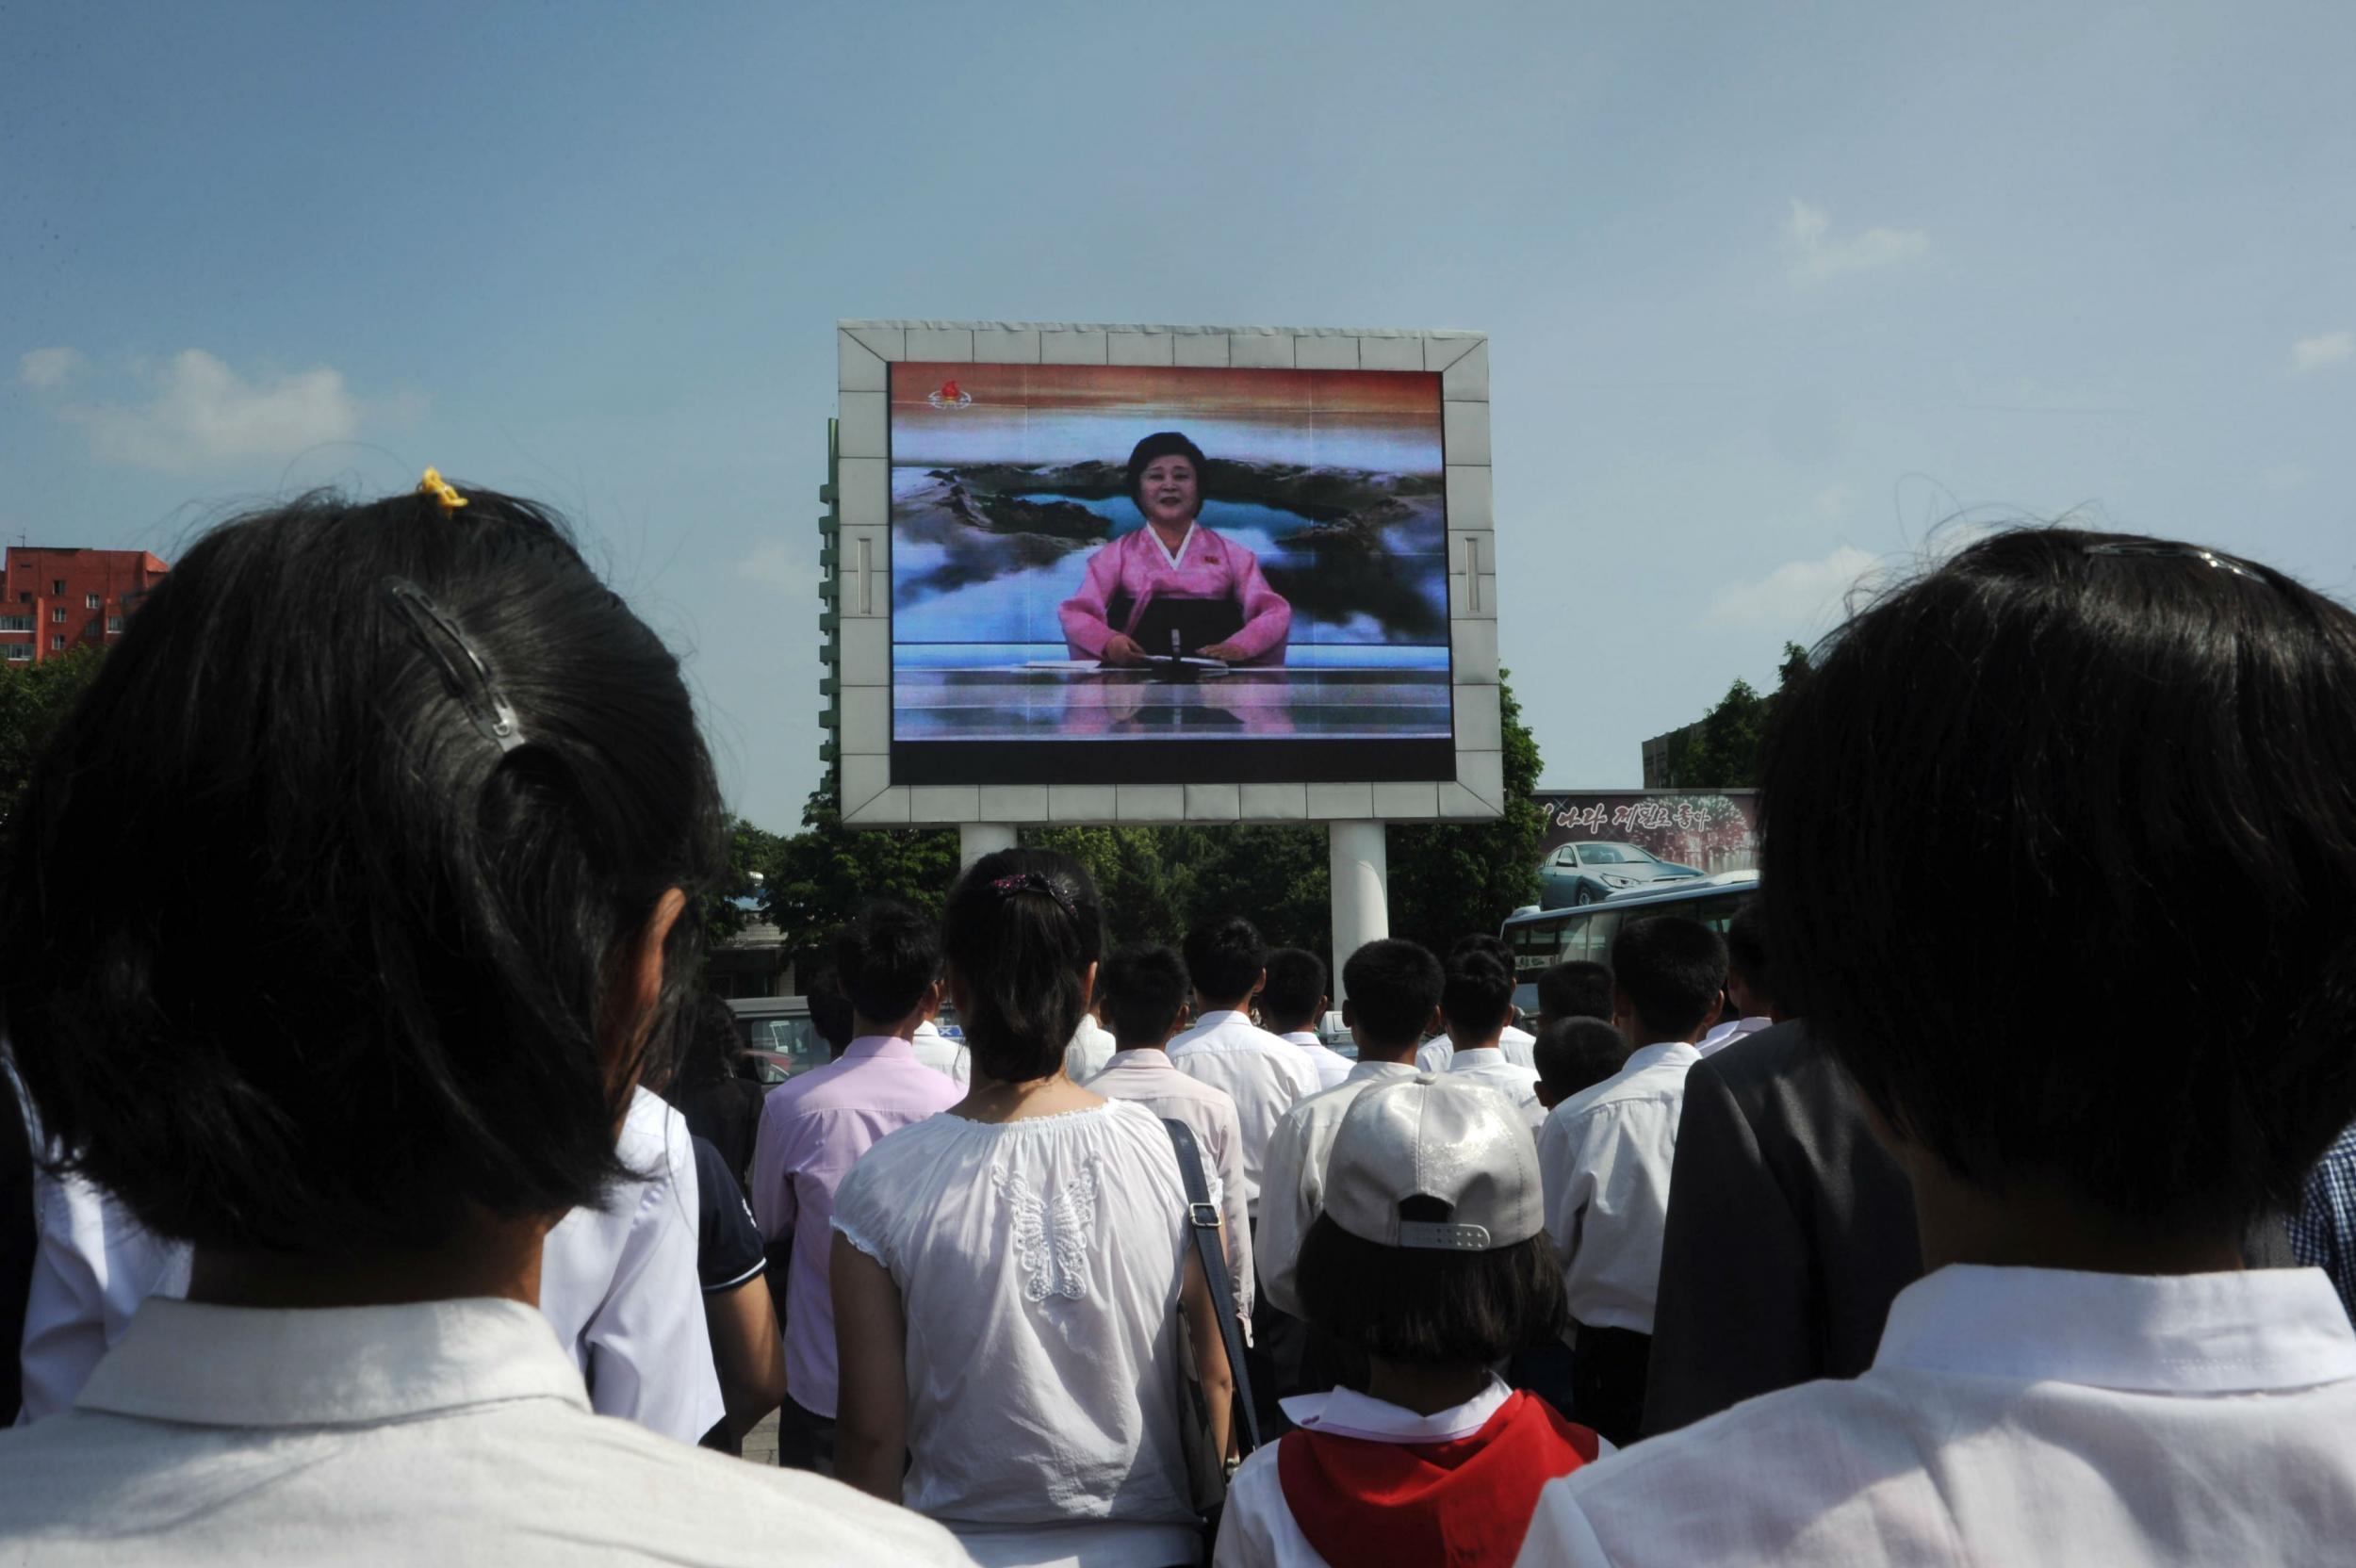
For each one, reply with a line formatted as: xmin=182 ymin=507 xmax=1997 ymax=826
xmin=1276 ymin=1389 xmax=1600 ymax=1568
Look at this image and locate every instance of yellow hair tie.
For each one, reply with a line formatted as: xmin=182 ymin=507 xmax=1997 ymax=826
xmin=417 ymin=468 xmax=468 ymax=513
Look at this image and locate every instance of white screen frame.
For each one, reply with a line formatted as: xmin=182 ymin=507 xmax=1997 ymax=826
xmin=835 ymin=320 xmax=1501 ymax=827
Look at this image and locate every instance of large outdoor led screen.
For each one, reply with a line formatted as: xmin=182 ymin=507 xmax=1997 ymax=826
xmin=888 ymin=361 xmax=1456 ymax=785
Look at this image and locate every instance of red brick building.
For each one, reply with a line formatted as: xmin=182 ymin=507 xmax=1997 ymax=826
xmin=0 ymin=547 xmax=172 ymax=665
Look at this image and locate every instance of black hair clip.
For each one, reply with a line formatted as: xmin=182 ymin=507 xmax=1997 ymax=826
xmin=2081 ymin=541 xmax=2256 ymax=580
xmin=988 ymin=872 xmax=1075 ymax=915
xmin=383 ymin=578 xmax=527 ymax=754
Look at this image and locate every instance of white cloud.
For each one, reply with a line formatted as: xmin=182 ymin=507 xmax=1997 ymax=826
xmin=734 ymin=541 xmax=817 ymax=592
xmin=1783 ymin=200 xmax=1929 ymax=284
xmin=1705 ymin=544 xmax=1881 ymax=629
xmin=18 ymin=348 xmax=87 ymax=389
xmin=60 ymin=349 xmax=359 ymax=471
xmin=2290 ymin=331 xmax=2352 ymax=372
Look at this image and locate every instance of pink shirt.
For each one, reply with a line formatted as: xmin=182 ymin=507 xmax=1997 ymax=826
xmin=748 ymin=1036 xmax=962 ymax=1417
xmin=1059 ymin=523 xmax=1292 ymax=665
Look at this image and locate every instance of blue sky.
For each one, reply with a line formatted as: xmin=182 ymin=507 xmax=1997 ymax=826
xmin=6 ymin=1 xmax=2350 ymax=830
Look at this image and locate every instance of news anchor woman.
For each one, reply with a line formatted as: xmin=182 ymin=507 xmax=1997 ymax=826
xmin=1058 ymin=432 xmax=1292 ymax=666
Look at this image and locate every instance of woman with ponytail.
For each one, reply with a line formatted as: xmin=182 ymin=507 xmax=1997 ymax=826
xmin=832 ymin=848 xmax=1234 ymax=1567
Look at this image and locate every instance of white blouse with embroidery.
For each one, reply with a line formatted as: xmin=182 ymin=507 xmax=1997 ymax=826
xmin=832 ymin=1096 xmax=1200 ymax=1566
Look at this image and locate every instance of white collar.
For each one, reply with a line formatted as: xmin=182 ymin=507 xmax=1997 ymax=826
xmin=80 ymin=1297 xmax=588 ymax=1429
xmin=1450 ymin=1044 xmax=1507 ymax=1068
xmin=1102 ymin=1047 xmax=1175 ymax=1070
xmin=1192 ymin=1008 xmax=1252 ymax=1030
xmin=913 ymin=1021 xmax=943 ymax=1038
xmin=1282 ymin=1031 xmax=1320 ymax=1046
xmin=1146 ymin=521 xmax=1200 ymax=570
xmin=1279 ymin=1375 xmax=1513 ymax=1444
xmin=1626 ymin=1040 xmax=1701 ymax=1071
xmin=1345 ymin=1060 xmax=1419 ymax=1084
xmin=1873 ymin=1265 xmax=2356 ymax=1394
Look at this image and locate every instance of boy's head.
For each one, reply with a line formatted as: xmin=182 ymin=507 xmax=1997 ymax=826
xmin=1298 ymin=1076 xmax=1566 ymax=1364
xmin=1440 ymin=948 xmax=1515 ymax=1046
xmin=1098 ymin=943 xmax=1192 ymax=1050
xmin=1340 ymin=939 xmax=1444 ymax=1060
xmin=1724 ymin=903 xmax=1776 ymax=1021
xmin=1762 ymin=527 xmax=2356 ymax=1238
xmin=1260 ymin=948 xmax=1329 ymax=1036
xmin=1183 ymin=915 xmax=1267 ymax=1011
xmin=801 ymin=959 xmax=857 ymax=1058
xmin=832 ymin=898 xmax=941 ymax=1035
xmin=1533 ymin=1018 xmax=1631 ymax=1109
xmin=1535 ymin=960 xmax=1614 ymax=1027
xmin=1609 ymin=916 xmax=1727 ymax=1045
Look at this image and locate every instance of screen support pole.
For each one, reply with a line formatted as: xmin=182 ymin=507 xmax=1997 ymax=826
xmin=960 ymin=823 xmax=1018 ymax=870
xmin=1328 ymin=821 xmax=1389 ymax=1003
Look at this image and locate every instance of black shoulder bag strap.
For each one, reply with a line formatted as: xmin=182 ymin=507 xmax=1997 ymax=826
xmin=1162 ymin=1117 xmax=1262 ymax=1460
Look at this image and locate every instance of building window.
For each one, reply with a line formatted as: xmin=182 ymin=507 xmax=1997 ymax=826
xmin=49 ymin=608 xmax=65 ymax=624
xmin=85 ymin=593 xmax=100 ymax=610
xmin=0 ymin=616 xmax=27 ymax=632
xmin=15 ymin=593 xmax=25 ymax=604
xmin=106 ymin=615 xmax=123 ymax=634
xmin=49 ymin=635 xmax=63 ymax=650
xmin=5 ymin=645 xmax=26 ymax=663
xmin=51 ymin=580 xmax=64 ymax=596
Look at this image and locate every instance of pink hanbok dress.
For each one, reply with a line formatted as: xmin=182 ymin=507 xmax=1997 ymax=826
xmin=1057 ymin=522 xmax=1292 ymax=666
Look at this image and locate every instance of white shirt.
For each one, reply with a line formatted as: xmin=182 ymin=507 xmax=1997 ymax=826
xmin=0 ymin=1295 xmax=968 ymax=1566
xmin=16 ymin=1083 xmax=721 ymax=1446
xmin=1693 ymin=1016 xmax=1772 ymax=1058
xmin=1254 ymin=1060 xmax=1421 ymax=1318
xmin=832 ymin=1098 xmax=1200 ymax=1568
xmin=1171 ymin=1009 xmax=1322 ymax=1219
xmin=1088 ymin=1048 xmax=1256 ymax=1322
xmin=1446 ymin=1044 xmax=1547 ymax=1130
xmin=1516 ymin=1264 xmax=2356 ymax=1568
xmin=910 ymin=1020 xmax=971 ymax=1087
xmin=1064 ymin=1013 xmax=1117 ymax=1084
xmin=1535 ymin=1041 xmax=1698 ymax=1335
xmin=15 ymin=1153 xmax=190 ymax=1425
xmin=532 ymin=1086 xmax=724 ymax=1444
xmin=1281 ymin=1030 xmax=1353 ymax=1091
xmin=1415 ymin=1023 xmax=1535 ymax=1075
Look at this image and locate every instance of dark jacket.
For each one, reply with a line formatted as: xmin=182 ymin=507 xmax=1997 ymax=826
xmin=1642 ymin=1021 xmax=1922 ymax=1437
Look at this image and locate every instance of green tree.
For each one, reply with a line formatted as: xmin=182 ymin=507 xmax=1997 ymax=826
xmin=0 ymin=647 xmax=106 ymax=824
xmin=761 ymin=782 xmax=957 ymax=971
xmin=1659 ymin=642 xmax=1813 ymax=788
xmin=1386 ymin=670 xmax=1546 ymax=954
xmin=704 ymin=816 xmax=787 ymax=944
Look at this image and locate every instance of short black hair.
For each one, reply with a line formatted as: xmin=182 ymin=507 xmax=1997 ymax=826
xmin=1536 ymin=960 xmax=1614 ymax=1024
xmin=1124 ymin=431 xmax=1210 ymax=516
xmin=1260 ymin=948 xmax=1328 ymax=1033
xmin=1297 ymin=1202 xmax=1568 ymax=1364
xmin=1610 ymin=916 xmax=1727 ymax=1041
xmin=1341 ymin=939 xmax=1444 ymax=1048
xmin=1448 ymin=933 xmax=1514 ymax=972
xmin=674 ymin=993 xmax=744 ymax=1088
xmin=0 ymin=483 xmax=724 ymax=1255
xmin=1184 ymin=914 xmax=1266 ymax=1007
xmin=801 ymin=960 xmax=857 ymax=1056
xmin=1534 ymin=1019 xmax=1630 ymax=1100
xmin=1099 ymin=943 xmax=1191 ymax=1046
xmin=1761 ymin=526 xmax=2356 ymax=1233
xmin=942 ymin=849 xmax=1105 ymax=1083
xmin=1724 ymin=903 xmax=1774 ymax=1009
xmin=832 ymin=898 xmax=940 ymax=1026
xmin=1441 ymin=950 xmax=1515 ymax=1038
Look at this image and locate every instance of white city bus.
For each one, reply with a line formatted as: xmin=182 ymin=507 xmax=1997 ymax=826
xmin=1499 ymin=874 xmax=1759 ymax=1012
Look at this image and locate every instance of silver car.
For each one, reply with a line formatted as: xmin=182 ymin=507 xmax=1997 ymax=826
xmin=1537 ymin=840 xmax=1702 ymax=909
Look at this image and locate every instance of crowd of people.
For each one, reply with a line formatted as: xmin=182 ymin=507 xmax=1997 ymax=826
xmin=2 ymin=476 xmax=2355 ymax=1567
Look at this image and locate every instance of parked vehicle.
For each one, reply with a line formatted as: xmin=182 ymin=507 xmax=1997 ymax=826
xmin=1502 ymin=877 xmax=1759 ymax=1015
xmin=725 ymin=994 xmax=967 ymax=1085
xmin=1536 ymin=840 xmax=1703 ymax=909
